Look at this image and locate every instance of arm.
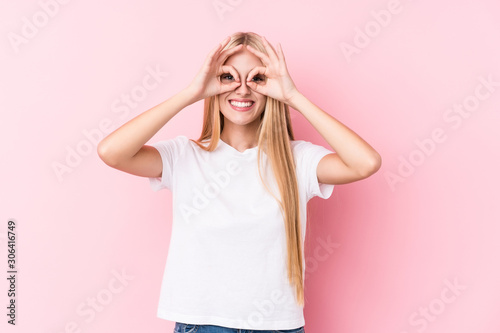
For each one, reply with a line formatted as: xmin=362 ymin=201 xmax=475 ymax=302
xmin=97 ymin=36 xmax=244 ymax=178
xmin=245 ymin=36 xmax=381 ymax=185
xmin=97 ymin=88 xmax=197 ymax=178
xmin=288 ymin=92 xmax=382 ymax=185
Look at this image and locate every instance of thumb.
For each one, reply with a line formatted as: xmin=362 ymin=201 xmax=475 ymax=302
xmin=220 ymin=81 xmax=241 ymax=94
xmin=246 ymin=80 xmax=261 ymax=93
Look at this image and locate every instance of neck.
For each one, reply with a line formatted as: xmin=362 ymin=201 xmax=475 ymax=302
xmin=219 ymin=121 xmax=260 ymax=151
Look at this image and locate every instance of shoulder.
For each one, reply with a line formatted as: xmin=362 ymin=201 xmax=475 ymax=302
xmin=151 ymin=135 xmax=192 ymax=157
xmin=155 ymin=135 xmax=198 ymax=148
xmin=154 ymin=135 xmax=189 ymax=145
xmin=290 ymin=139 xmax=334 ymax=169
xmin=290 ymin=139 xmax=308 ymax=152
xmin=290 ymin=139 xmax=324 ymax=156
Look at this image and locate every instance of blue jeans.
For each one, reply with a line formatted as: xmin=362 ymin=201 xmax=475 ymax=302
xmin=174 ymin=322 xmax=305 ymax=333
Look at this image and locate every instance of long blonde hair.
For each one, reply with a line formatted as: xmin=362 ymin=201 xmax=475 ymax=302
xmin=191 ymin=31 xmax=305 ymax=306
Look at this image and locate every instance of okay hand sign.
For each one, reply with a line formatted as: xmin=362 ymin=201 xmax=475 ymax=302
xmin=187 ymin=36 xmax=244 ymax=102
xmin=245 ymin=36 xmax=300 ymax=105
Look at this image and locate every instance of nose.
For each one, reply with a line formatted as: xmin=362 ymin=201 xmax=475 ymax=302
xmin=234 ymin=79 xmax=251 ymax=95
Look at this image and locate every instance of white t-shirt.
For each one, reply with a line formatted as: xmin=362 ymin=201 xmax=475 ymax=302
xmin=148 ymin=135 xmax=334 ymax=330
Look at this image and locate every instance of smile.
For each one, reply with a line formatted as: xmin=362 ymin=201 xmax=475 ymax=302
xmin=229 ymin=99 xmax=255 ymax=112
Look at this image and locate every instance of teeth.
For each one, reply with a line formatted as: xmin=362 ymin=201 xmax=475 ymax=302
xmin=230 ymin=100 xmax=253 ymax=107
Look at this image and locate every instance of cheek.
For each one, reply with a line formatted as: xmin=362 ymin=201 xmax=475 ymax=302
xmin=258 ymin=97 xmax=267 ymax=108
xmin=258 ymin=95 xmax=267 ymax=104
xmin=257 ymin=102 xmax=266 ymax=113
xmin=218 ymin=96 xmax=229 ymax=109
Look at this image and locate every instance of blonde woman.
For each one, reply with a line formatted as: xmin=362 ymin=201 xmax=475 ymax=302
xmin=98 ymin=31 xmax=381 ymax=333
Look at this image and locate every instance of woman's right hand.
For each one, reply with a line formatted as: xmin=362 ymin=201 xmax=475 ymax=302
xmin=185 ymin=36 xmax=244 ymax=102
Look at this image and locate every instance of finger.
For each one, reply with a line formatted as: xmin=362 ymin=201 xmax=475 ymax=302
xmin=277 ymin=43 xmax=285 ymax=63
xmin=246 ymin=66 xmax=266 ymax=82
xmin=220 ymin=81 xmax=241 ymax=94
xmin=203 ymin=37 xmax=232 ymax=70
xmin=260 ymin=36 xmax=279 ymax=64
xmin=203 ymin=42 xmax=224 ymax=68
xmin=246 ymin=80 xmax=264 ymax=94
xmin=246 ymin=66 xmax=267 ymax=94
xmin=204 ymin=36 xmax=233 ymax=68
xmin=219 ymin=35 xmax=231 ymax=48
xmin=217 ymin=44 xmax=243 ymax=64
xmin=245 ymin=44 xmax=271 ymax=67
xmin=220 ymin=65 xmax=240 ymax=82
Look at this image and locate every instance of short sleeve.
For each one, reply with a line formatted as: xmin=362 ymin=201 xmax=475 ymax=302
xmin=148 ymin=135 xmax=188 ymax=192
xmin=292 ymin=140 xmax=335 ymax=202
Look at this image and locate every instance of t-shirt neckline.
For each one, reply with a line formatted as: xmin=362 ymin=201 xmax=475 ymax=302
xmin=218 ymin=138 xmax=258 ymax=156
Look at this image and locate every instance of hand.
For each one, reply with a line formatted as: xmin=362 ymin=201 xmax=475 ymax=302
xmin=245 ymin=36 xmax=300 ymax=104
xmin=186 ymin=36 xmax=244 ymax=101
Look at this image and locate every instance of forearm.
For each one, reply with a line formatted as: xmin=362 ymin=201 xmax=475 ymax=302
xmin=288 ymin=92 xmax=381 ymax=174
xmin=98 ymin=87 xmax=198 ymax=164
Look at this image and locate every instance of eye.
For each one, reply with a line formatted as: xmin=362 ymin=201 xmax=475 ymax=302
xmin=251 ymin=75 xmax=265 ymax=84
xmin=220 ymin=73 xmax=234 ymax=84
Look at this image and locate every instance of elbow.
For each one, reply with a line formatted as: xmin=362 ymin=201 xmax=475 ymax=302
xmin=358 ymin=152 xmax=382 ymax=179
xmin=371 ymin=152 xmax=382 ymax=172
xmin=97 ymin=140 xmax=119 ymax=167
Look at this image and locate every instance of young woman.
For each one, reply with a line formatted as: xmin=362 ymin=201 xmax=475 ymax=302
xmin=98 ymin=31 xmax=381 ymax=333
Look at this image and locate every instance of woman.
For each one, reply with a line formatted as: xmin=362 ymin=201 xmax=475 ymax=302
xmin=97 ymin=31 xmax=381 ymax=333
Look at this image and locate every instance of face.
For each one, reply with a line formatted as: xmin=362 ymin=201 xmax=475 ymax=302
xmin=218 ymin=47 xmax=267 ymax=129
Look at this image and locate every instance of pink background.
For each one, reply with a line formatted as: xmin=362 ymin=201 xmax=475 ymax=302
xmin=1 ymin=0 xmax=499 ymax=332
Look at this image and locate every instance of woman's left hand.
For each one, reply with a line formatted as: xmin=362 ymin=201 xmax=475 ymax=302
xmin=245 ymin=36 xmax=300 ymax=105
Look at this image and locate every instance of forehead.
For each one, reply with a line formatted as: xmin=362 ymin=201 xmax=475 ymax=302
xmin=224 ymin=48 xmax=263 ymax=73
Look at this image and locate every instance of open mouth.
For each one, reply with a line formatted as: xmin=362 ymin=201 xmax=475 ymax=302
xmin=228 ymin=99 xmax=255 ymax=111
xmin=229 ymin=100 xmax=255 ymax=108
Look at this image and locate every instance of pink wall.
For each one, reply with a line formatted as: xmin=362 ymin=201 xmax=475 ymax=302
xmin=1 ymin=0 xmax=499 ymax=332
